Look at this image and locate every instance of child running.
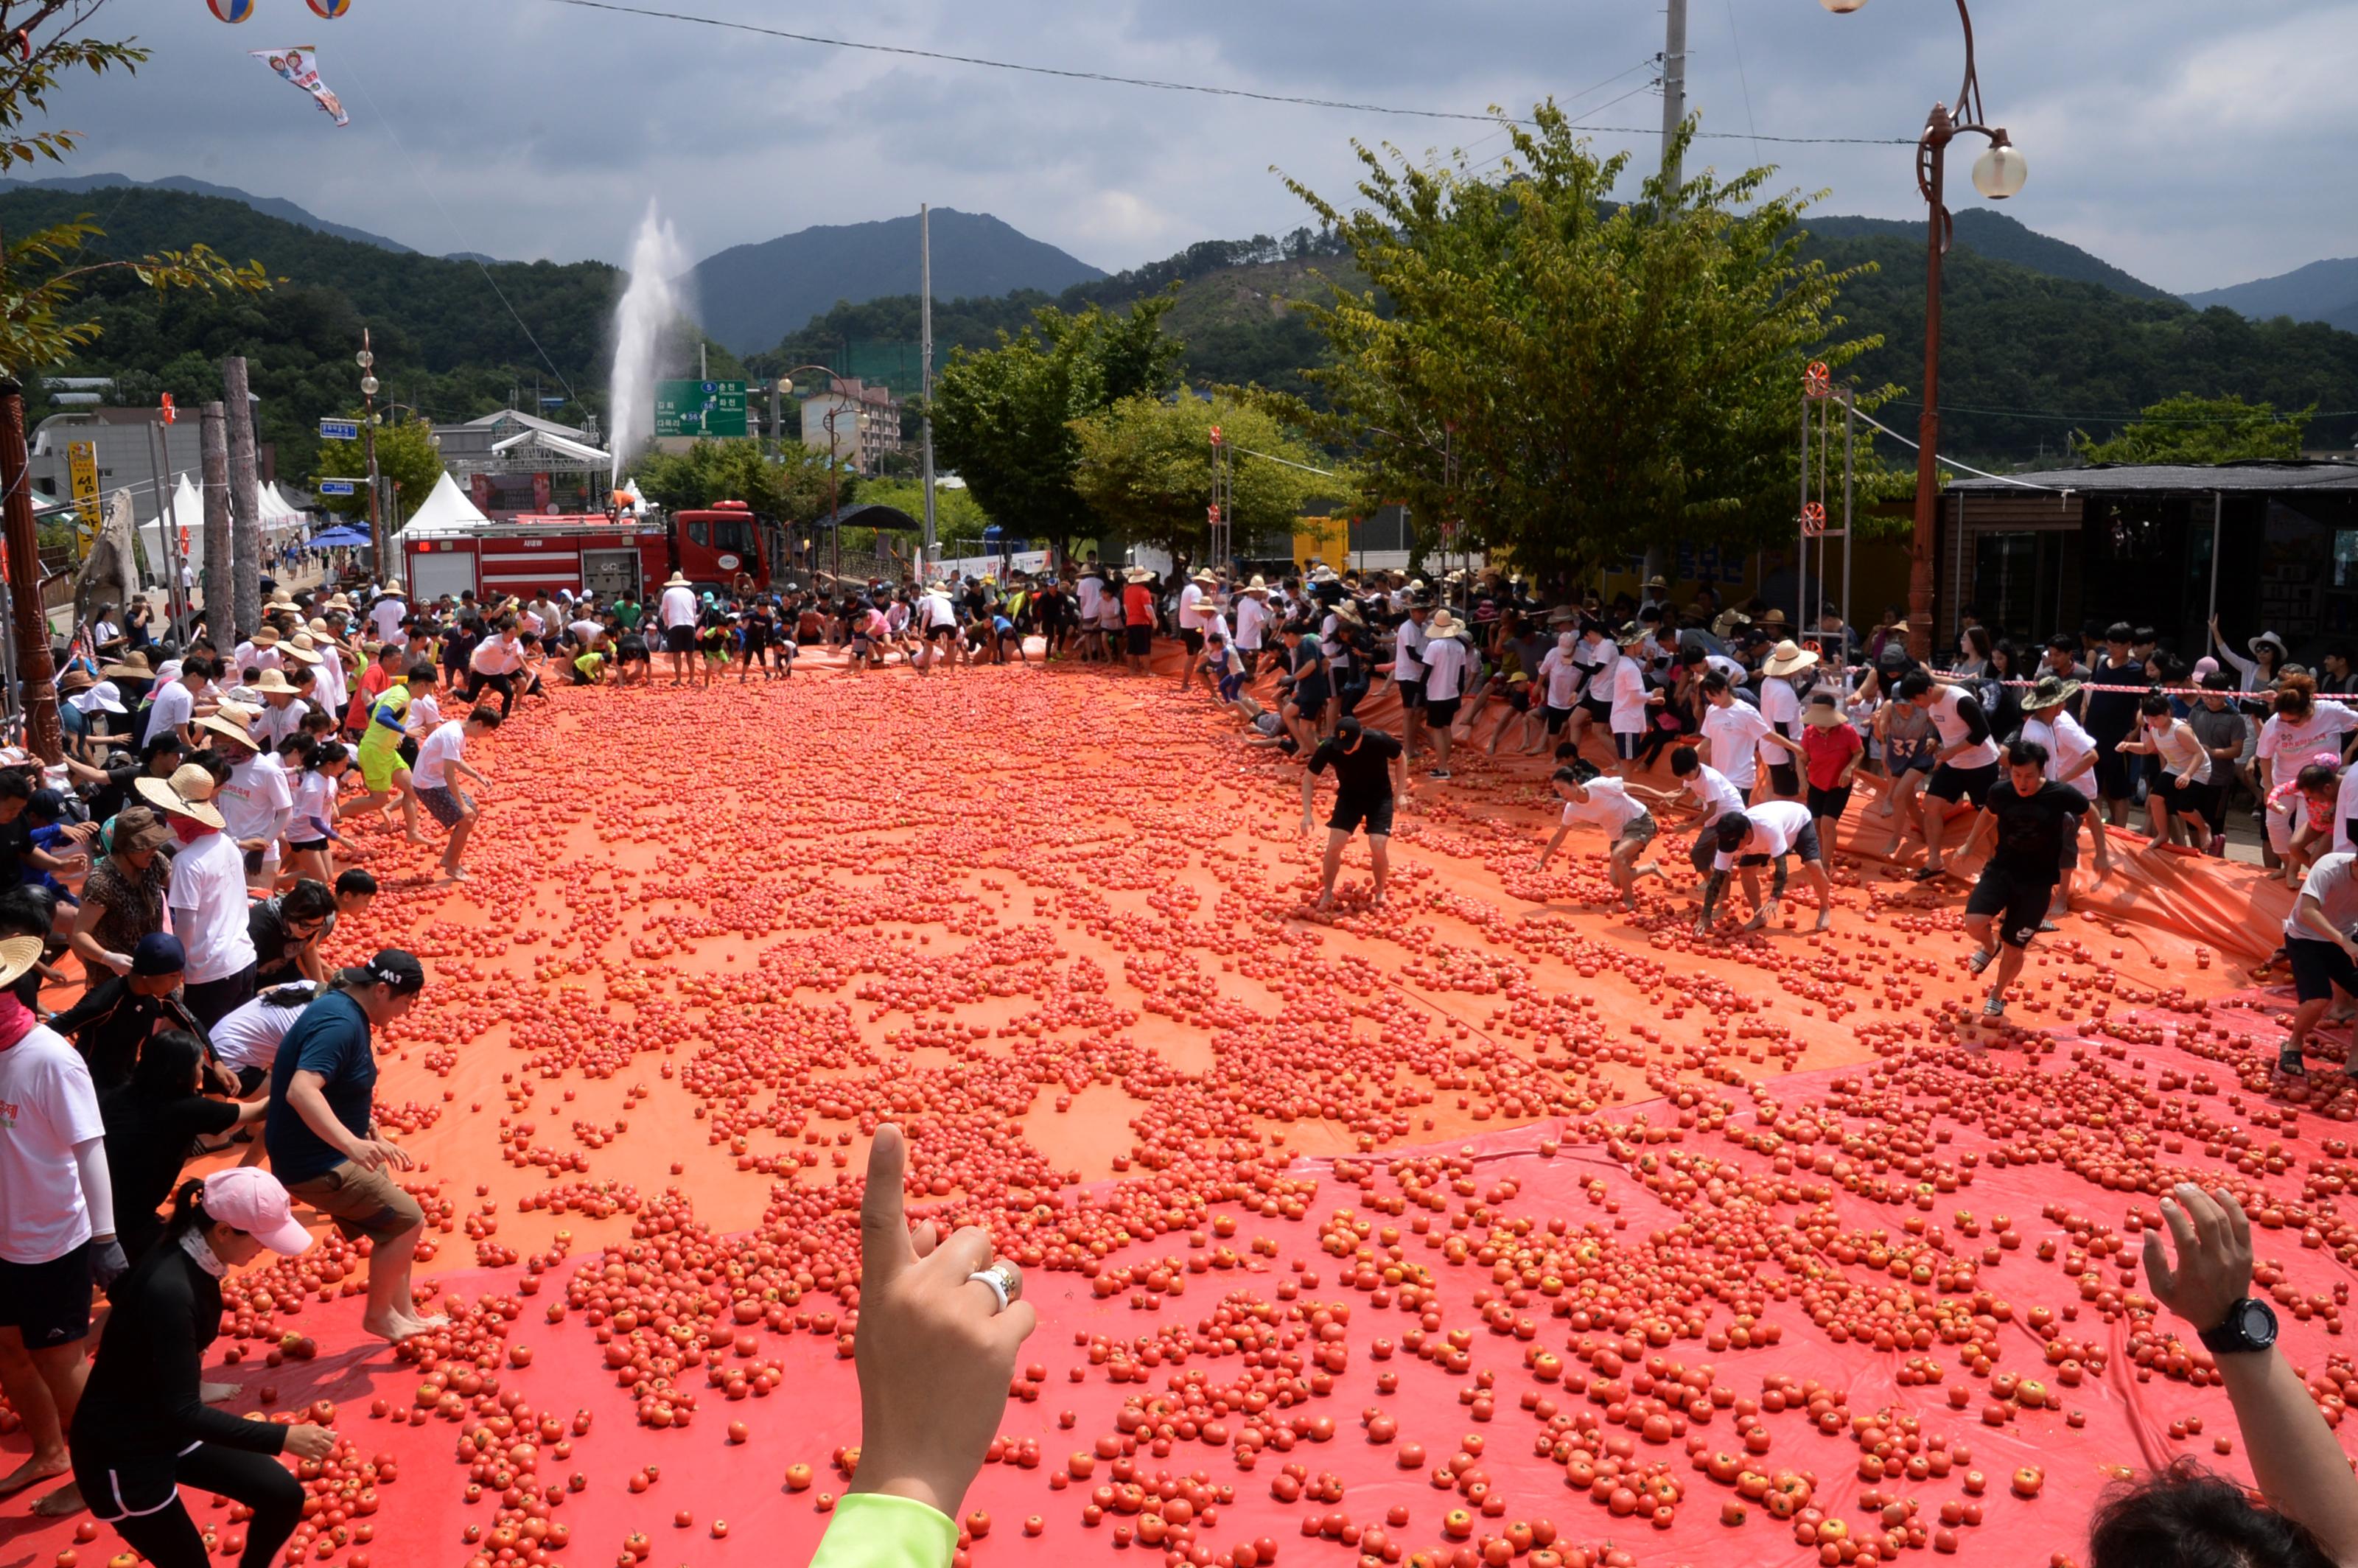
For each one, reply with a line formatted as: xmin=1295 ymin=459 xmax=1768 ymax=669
xmin=1534 ymin=760 xmax=1671 ymax=912
xmin=411 ymin=704 xmax=500 ymax=883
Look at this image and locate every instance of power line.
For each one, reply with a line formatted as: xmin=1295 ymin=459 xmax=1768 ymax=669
xmin=537 ymin=0 xmax=1912 ymax=144
xmin=1879 ymin=398 xmax=2358 ymax=424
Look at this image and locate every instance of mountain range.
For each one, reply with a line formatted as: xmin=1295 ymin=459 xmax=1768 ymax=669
xmin=2183 ymin=258 xmax=2358 ymax=334
xmin=0 ymin=171 xmax=421 ymax=256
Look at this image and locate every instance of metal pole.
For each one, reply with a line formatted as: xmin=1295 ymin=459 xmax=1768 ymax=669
xmin=919 ymin=203 xmax=938 ymax=573
xmin=0 ymin=376 xmax=62 ymax=762
xmin=141 ymin=419 xmax=169 ymax=606
xmin=2206 ymin=489 xmax=2223 ymax=631
xmin=1841 ymin=395 xmax=1855 ymax=657
xmin=1798 ymin=388 xmax=1811 ymax=633
xmin=1659 ymin=0 xmax=1688 ymax=196
xmin=1909 ymin=123 xmax=1951 ymax=665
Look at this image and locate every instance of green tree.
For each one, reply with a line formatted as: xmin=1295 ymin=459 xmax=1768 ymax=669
xmin=0 ymin=4 xmax=270 ymax=377
xmin=2071 ymin=392 xmax=2313 ymax=465
xmin=1278 ymin=108 xmax=1889 ymax=583
xmin=928 ymin=296 xmax=1183 ymax=549
xmin=1071 ymin=388 xmax=1335 ymax=558
xmin=853 ymin=477 xmax=993 ymax=548
xmin=312 ymin=419 xmax=446 ymax=529
xmin=632 ymin=440 xmax=845 ymax=524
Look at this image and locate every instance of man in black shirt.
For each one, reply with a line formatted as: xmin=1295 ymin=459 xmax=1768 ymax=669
xmin=1298 ymin=716 xmax=1408 ymax=910
xmin=1953 ymin=740 xmax=2113 ymax=1020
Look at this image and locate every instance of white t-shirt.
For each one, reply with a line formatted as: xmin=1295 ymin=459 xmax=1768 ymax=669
xmin=309 ymin=650 xmax=347 ymax=716
xmin=923 ymin=592 xmax=958 ymax=630
xmin=253 ymin=698 xmax=311 ymax=749
xmin=413 ymin=718 xmax=467 ymax=789
xmin=470 ymin=636 xmax=525 ymax=675
xmin=2023 ymin=714 xmax=2099 ymax=799
xmin=0 ymin=1023 xmax=102 ymax=1264
xmin=144 ymin=680 xmax=195 ymax=746
xmin=1539 ymin=645 xmax=1584 ymax=709
xmin=1560 ymin=777 xmax=1649 ymax=836
xmin=2147 ymin=718 xmax=2211 ymax=785
xmin=1394 ymin=619 xmax=1430 ymax=682
xmin=1683 ymin=763 xmax=1746 ymax=828
xmin=406 ymin=692 xmax=443 ymax=738
xmin=1712 ymin=799 xmax=1816 ymax=872
xmin=166 ymin=829 xmax=257 ymax=984
xmin=293 ymin=769 xmax=340 ymax=839
xmin=209 ymin=991 xmax=315 ymax=1075
xmin=2336 ymin=772 xmax=2358 ymax=855
xmin=369 ymin=595 xmax=407 ymax=645
xmin=2289 ymin=851 xmax=2358 ymax=939
xmin=217 ymin=754 xmax=293 ymax=846
xmin=1423 ymin=636 xmax=1472 ymax=702
xmin=1760 ymin=678 xmax=1802 ymax=738
xmin=1609 ymin=657 xmax=1650 ymax=735
xmin=568 ymin=618 xmax=603 ymax=647
xmin=1235 ymin=595 xmax=1270 ymax=651
xmin=1075 ymin=576 xmax=1105 ymax=621
xmin=2259 ymin=704 xmax=2358 ymax=769
xmin=230 ymin=640 xmax=283 ymax=676
xmin=1178 ymin=584 xmax=1207 ymax=632
xmin=1702 ymin=700 xmax=1774 ymax=788
xmin=1924 ymin=687 xmax=2001 ymax=769
xmin=660 ymin=585 xmax=699 ymax=630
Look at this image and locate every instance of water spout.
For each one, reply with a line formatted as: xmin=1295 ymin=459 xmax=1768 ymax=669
xmin=607 ymin=201 xmax=691 ymax=484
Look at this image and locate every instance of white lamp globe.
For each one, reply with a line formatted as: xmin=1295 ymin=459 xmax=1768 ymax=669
xmin=1819 ymin=0 xmax=1869 ymax=13
xmin=1972 ymin=140 xmax=2027 ymax=199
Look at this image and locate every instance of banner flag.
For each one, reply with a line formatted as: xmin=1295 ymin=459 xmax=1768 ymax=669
xmin=251 ymin=44 xmax=350 ymax=127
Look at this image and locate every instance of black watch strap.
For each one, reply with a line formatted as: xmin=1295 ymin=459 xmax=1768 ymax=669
xmin=2197 ymin=1298 xmax=2278 ymax=1354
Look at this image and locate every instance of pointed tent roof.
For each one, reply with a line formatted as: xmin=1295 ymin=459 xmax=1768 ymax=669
xmin=136 ymin=475 xmax=206 ymax=573
xmin=405 ymin=469 xmax=493 ymax=531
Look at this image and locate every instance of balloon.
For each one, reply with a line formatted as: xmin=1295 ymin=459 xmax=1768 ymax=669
xmin=308 ymin=0 xmax=353 ymax=14
xmin=206 ymin=0 xmax=258 ymax=20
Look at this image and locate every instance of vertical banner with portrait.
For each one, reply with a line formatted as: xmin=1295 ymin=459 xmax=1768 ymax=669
xmin=250 ymin=44 xmax=351 ymax=127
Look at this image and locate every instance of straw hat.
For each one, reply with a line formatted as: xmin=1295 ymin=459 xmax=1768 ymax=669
xmin=1309 ymin=566 xmax=1340 ymax=584
xmin=1191 ymin=568 xmax=1218 ymax=585
xmin=0 ymin=934 xmax=44 ymax=994
xmin=1124 ymin=566 xmax=1154 ymax=582
xmin=2024 ymin=673 xmax=2082 ymax=711
xmin=1759 ymin=607 xmax=1788 ymax=627
xmin=1802 ymin=692 xmax=1848 ymax=729
xmin=197 ymin=713 xmax=258 ymax=748
xmin=136 ymin=763 xmax=227 ymax=829
xmin=1244 ymin=575 xmax=1269 ymax=595
xmin=253 ymin=668 xmax=300 ymax=695
xmin=1644 ymin=573 xmax=1669 ymax=590
xmin=251 ymin=626 xmax=281 ymax=647
xmin=102 ymin=651 xmax=153 ymax=679
xmin=384 ymin=578 xmax=405 ymax=594
xmin=326 ymin=595 xmax=354 ymax=612
xmin=1427 ymin=609 xmax=1460 ymax=635
xmin=665 ymin=571 xmax=690 ymax=587
xmin=278 ymin=634 xmax=323 ymax=665
xmin=212 ymin=699 xmax=262 ymax=727
xmin=267 ymin=588 xmax=296 ymax=607
xmin=1763 ymin=640 xmax=1819 ymax=678
xmin=57 ymin=668 xmax=95 ymax=694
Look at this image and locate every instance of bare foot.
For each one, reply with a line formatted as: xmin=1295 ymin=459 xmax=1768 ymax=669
xmin=1814 ymin=909 xmax=1832 ymax=931
xmin=30 ymin=1479 xmax=85 ymax=1518
xmin=202 ymin=1380 xmax=240 ymax=1404
xmin=361 ymin=1311 xmax=424 ymax=1343
xmin=1314 ymin=893 xmax=1336 ymax=912
xmin=1743 ymin=901 xmax=1780 ymax=933
xmin=403 ymin=832 xmax=430 ymax=846
xmin=0 ymin=1453 xmax=70 ymax=1499
xmin=441 ymin=867 xmax=472 ymax=883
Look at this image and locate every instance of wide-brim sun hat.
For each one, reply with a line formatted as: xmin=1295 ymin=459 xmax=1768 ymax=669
xmin=1763 ymin=640 xmax=1820 ymax=678
xmin=136 ymin=763 xmax=227 ymax=829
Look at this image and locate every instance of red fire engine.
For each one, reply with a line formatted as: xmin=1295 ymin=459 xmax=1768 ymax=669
xmin=400 ymin=501 xmax=786 ymax=603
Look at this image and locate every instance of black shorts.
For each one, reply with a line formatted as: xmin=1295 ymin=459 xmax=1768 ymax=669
xmin=1501 ymin=686 xmax=1532 ymax=713
xmin=1292 ymin=682 xmax=1331 ymax=714
xmin=2289 ymin=936 xmax=2358 ymax=1004
xmin=663 ymin=625 xmax=696 ymax=654
xmin=1965 ymin=865 xmax=2054 ymax=948
xmin=1125 ymin=626 xmax=1154 ymax=657
xmin=1544 ymin=705 xmax=1572 ymax=735
xmin=1927 ymin=760 xmax=2001 ymax=808
xmin=1614 ymin=732 xmax=1641 ymax=761
xmin=1768 ymin=760 xmax=1801 ymax=798
xmin=2156 ymin=777 xmax=2219 ymax=823
xmin=233 ymin=1063 xmax=269 ymax=1097
xmin=1329 ymin=792 xmax=1396 ymax=838
xmin=289 ymin=837 xmax=329 ymax=855
xmin=1424 ymin=696 xmax=1461 ymax=727
xmin=929 ymin=624 xmax=958 ymax=643
xmin=618 ymin=637 xmax=650 ymax=663
xmin=1581 ymin=693 xmax=1613 ymax=724
xmin=1182 ymin=629 xmax=1205 ymax=655
xmin=0 ymin=1242 xmax=92 ymax=1345
xmin=1396 ymin=679 xmax=1426 ymax=713
xmin=1807 ymin=783 xmax=1854 ymax=821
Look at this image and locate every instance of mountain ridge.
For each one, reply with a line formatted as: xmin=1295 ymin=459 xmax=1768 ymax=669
xmin=0 ymin=170 xmax=416 ymax=254
xmin=2183 ymin=257 xmax=2358 ymax=333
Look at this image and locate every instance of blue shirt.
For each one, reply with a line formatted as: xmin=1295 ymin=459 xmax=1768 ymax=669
xmin=263 ymin=990 xmax=376 ymax=1183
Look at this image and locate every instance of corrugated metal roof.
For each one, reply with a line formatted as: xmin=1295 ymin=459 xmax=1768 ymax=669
xmin=1948 ymin=461 xmax=2358 ymax=494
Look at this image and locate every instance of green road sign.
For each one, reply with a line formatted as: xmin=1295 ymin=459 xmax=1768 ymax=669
xmin=654 ymin=379 xmax=749 ymax=439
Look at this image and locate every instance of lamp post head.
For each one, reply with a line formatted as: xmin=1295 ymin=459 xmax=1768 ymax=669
xmin=1819 ymin=0 xmax=1869 ymax=12
xmin=360 ymin=375 xmax=379 ymax=396
xmin=1971 ymin=136 xmax=2027 ymax=199
xmin=355 ymin=349 xmax=374 ymax=370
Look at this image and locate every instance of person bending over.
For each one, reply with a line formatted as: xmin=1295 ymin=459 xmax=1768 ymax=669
xmin=1696 ymin=800 xmax=1832 ymax=934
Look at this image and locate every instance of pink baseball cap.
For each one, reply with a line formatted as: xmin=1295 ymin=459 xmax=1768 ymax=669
xmin=202 ymin=1168 xmax=315 ymax=1257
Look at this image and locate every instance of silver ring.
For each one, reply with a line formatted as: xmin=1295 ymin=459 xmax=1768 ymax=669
xmin=966 ymin=1261 xmax=1020 ymax=1313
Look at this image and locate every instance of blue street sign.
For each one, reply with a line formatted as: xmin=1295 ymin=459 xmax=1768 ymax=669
xmin=319 ymin=419 xmax=360 ymax=441
xmin=318 ymin=480 xmax=356 ymax=496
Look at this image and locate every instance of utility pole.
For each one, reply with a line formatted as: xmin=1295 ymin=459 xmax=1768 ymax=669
xmin=223 ymin=355 xmax=261 ymax=640
xmin=0 ymin=377 xmax=62 ymax=761
xmin=358 ymin=332 xmax=385 ymax=573
xmin=201 ymin=402 xmax=231 ymax=637
xmin=919 ymin=203 xmax=938 ymax=574
xmin=1659 ymin=0 xmax=1688 ymax=195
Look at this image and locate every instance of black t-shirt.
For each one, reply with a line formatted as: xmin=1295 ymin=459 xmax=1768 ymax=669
xmin=1984 ymin=779 xmax=2089 ymax=882
xmin=1308 ymin=729 xmax=1404 ymax=799
xmin=99 ymin=1088 xmax=239 ymax=1258
xmin=89 ymin=760 xmax=144 ymax=823
xmin=0 ymin=812 xmax=33 ymax=886
xmin=2083 ymin=656 xmax=2142 ymax=737
xmin=249 ymin=898 xmax=332 ymax=981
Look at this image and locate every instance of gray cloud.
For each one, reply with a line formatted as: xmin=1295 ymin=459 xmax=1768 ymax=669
xmin=36 ymin=0 xmax=2358 ymax=292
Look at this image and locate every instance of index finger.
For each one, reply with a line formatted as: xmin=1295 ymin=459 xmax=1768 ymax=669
xmin=861 ymin=1124 xmax=914 ymax=1286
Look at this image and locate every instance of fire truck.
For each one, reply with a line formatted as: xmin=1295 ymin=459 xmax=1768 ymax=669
xmin=400 ymin=501 xmax=787 ymax=604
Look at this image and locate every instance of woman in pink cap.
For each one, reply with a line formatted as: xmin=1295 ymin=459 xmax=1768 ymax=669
xmin=69 ymin=1167 xmax=334 ymax=1568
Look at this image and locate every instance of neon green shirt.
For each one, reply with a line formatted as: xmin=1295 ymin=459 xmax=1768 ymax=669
xmin=810 ymin=1494 xmax=955 ymax=1568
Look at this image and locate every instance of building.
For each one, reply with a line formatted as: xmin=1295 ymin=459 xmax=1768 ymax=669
xmin=430 ymin=409 xmax=613 ymax=520
xmin=25 ymin=407 xmax=276 ymax=530
xmin=1939 ymin=461 xmax=2358 ymax=659
xmin=799 ymin=377 xmax=901 ymax=475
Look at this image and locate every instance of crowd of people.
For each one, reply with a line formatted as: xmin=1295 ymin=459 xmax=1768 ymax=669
xmin=9 ymin=561 xmax=2358 ymax=1568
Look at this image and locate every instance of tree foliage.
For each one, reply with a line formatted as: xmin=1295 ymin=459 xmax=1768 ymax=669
xmin=850 ymin=477 xmax=992 ymax=546
xmin=1071 ymin=388 xmax=1335 ymax=557
xmin=1278 ymin=108 xmax=1889 ymax=582
xmin=0 ymin=9 xmax=271 ymax=378
xmin=312 ymin=419 xmax=445 ymax=529
xmin=2070 ymin=392 xmax=2313 ymax=466
xmin=928 ymin=297 xmax=1183 ymax=545
xmin=630 ymin=440 xmax=847 ymax=525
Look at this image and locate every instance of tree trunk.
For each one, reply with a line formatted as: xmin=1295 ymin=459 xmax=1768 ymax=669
xmin=223 ymin=356 xmax=261 ymax=641
xmin=0 ymin=376 xmax=62 ymax=762
xmin=202 ymin=402 xmax=231 ymax=637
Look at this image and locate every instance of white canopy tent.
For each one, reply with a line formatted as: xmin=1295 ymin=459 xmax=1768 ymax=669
xmin=404 ymin=469 xmax=494 ymax=532
xmin=136 ymin=474 xmax=206 ymax=581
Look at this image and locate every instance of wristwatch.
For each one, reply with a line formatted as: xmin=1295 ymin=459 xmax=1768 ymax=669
xmin=2197 ymin=1298 xmax=2278 ymax=1355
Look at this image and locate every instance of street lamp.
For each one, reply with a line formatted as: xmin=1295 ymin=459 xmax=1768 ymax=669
xmin=1826 ymin=0 xmax=2023 ymax=663
xmin=357 ymin=332 xmax=387 ymax=575
xmin=821 ymin=404 xmax=871 ymax=581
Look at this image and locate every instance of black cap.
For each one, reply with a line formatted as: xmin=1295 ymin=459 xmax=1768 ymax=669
xmin=1335 ymin=715 xmax=1364 ymax=738
xmin=364 ymin=948 xmax=427 ymax=995
xmin=131 ymin=932 xmax=186 ymax=977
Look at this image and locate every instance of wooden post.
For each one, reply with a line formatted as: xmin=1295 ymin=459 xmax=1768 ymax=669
xmin=0 ymin=377 xmax=63 ymax=761
xmin=223 ymin=355 xmax=261 ymax=640
xmin=201 ymin=401 xmax=231 ymax=636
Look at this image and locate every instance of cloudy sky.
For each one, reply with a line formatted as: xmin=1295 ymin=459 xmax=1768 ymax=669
xmin=41 ymin=0 xmax=2358 ymax=293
